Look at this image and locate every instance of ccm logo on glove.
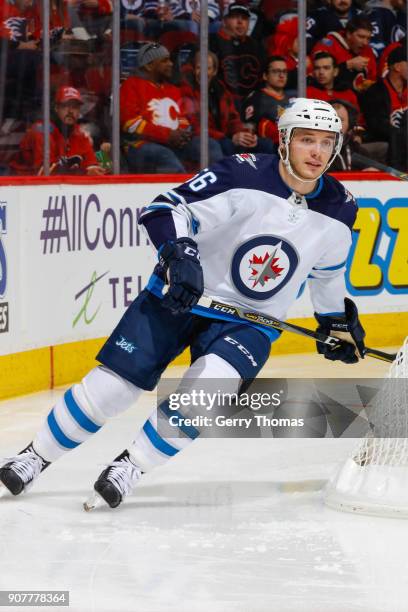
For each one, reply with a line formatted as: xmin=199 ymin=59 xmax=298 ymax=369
xmin=159 ymin=238 xmax=204 ymax=315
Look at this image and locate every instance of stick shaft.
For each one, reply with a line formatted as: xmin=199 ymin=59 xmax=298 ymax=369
xmin=351 ymin=153 xmax=408 ymax=181
xmin=194 ymin=296 xmax=396 ymax=364
xmin=363 ymin=347 xmax=397 ymax=362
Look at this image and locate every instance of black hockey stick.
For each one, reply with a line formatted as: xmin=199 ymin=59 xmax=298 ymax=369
xmin=193 ymin=297 xmax=397 ymax=364
xmin=350 ymin=152 xmax=408 ymax=181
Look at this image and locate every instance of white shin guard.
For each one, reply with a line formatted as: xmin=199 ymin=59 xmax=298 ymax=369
xmin=129 ymin=354 xmax=241 ymax=472
xmin=33 ymin=366 xmax=143 ymax=462
xmin=79 ymin=366 xmax=143 ymax=421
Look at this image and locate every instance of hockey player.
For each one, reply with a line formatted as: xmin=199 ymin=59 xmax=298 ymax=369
xmin=0 ymin=98 xmax=366 ymax=510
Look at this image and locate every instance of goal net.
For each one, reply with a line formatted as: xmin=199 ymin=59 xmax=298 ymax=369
xmin=325 ymin=337 xmax=408 ymax=518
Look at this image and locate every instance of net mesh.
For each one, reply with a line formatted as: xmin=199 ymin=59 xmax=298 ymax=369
xmin=325 ymin=337 xmax=408 ymax=518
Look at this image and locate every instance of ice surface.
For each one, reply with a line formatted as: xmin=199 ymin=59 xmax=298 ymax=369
xmin=0 ymin=353 xmax=406 ymax=612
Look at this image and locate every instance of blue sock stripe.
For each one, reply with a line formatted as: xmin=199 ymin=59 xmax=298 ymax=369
xmin=47 ymin=410 xmax=81 ymax=450
xmin=143 ymin=420 xmax=179 ymax=457
xmin=158 ymin=402 xmax=200 ymax=440
xmin=64 ymin=388 xmax=101 ymax=434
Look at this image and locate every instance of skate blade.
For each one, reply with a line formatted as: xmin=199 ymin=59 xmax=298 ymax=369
xmin=83 ymin=491 xmax=105 ymax=512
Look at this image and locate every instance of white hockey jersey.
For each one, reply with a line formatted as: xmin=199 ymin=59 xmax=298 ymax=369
xmin=139 ymin=154 xmax=358 ymax=321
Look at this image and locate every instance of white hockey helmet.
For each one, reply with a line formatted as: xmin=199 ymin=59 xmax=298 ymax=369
xmin=278 ymin=98 xmax=343 ymax=182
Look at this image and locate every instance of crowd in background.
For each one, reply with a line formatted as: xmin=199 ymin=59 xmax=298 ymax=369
xmin=0 ymin=0 xmax=406 ymax=175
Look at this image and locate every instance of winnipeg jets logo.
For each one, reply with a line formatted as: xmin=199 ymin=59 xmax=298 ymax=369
xmin=235 ymin=153 xmax=257 ymax=169
xmin=231 ymin=236 xmax=299 ymax=301
xmin=147 ymin=98 xmax=181 ymax=129
xmin=249 ymin=245 xmax=284 ymax=288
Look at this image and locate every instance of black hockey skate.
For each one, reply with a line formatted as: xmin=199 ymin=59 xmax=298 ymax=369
xmin=83 ymin=450 xmax=142 ymax=511
xmin=0 ymin=444 xmax=50 ymax=496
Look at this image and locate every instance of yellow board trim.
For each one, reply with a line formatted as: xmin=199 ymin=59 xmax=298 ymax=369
xmin=0 ymin=348 xmax=51 ymax=399
xmin=1 ymin=311 xmax=407 ymax=401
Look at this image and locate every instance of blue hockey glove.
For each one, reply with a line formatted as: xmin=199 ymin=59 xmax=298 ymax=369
xmin=315 ymin=298 xmax=366 ymax=364
xmin=159 ymin=238 xmax=204 ymax=314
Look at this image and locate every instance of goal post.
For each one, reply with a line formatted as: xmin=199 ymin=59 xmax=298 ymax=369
xmin=325 ymin=337 xmax=408 ymax=518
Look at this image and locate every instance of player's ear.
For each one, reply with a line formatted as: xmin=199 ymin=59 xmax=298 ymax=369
xmin=334 ymin=66 xmax=339 ymax=78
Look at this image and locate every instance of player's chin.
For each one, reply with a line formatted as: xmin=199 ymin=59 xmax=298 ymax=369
xmin=300 ymin=163 xmax=323 ymax=178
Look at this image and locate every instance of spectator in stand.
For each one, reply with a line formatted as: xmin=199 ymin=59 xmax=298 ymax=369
xmin=312 ymin=16 xmax=377 ymax=93
xmin=378 ymin=37 xmax=405 ymax=76
xmin=0 ymin=0 xmax=40 ymax=42
xmin=182 ymin=51 xmax=274 ymax=163
xmin=169 ymin=1 xmax=221 ymax=35
xmin=120 ymin=1 xmax=213 ymax=38
xmin=364 ymin=0 xmax=405 ymax=57
xmin=242 ymin=55 xmax=291 ymax=146
xmin=209 ymin=3 xmax=263 ymax=112
xmin=120 ymin=0 xmax=156 ymax=34
xmin=120 ymin=42 xmax=195 ymax=173
xmin=66 ymin=0 xmax=112 ymax=39
xmin=50 ymin=39 xmax=112 ymax=148
xmin=258 ymin=0 xmax=297 ymax=29
xmin=0 ymin=0 xmax=42 ymax=120
xmin=10 ymin=86 xmax=105 ymax=175
xmin=329 ymin=99 xmax=385 ymax=170
xmin=50 ymin=0 xmax=75 ymax=47
xmin=307 ymin=0 xmax=361 ymax=52
xmin=360 ymin=45 xmax=407 ymax=169
xmin=267 ymin=15 xmax=312 ymax=94
xmin=307 ymin=52 xmax=360 ymax=111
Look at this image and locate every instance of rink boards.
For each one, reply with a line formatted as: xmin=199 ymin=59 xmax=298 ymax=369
xmin=0 ymin=174 xmax=407 ymax=398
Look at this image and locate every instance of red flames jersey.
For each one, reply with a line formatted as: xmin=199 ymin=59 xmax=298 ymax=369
xmin=0 ymin=0 xmax=40 ymax=43
xmin=312 ymin=32 xmax=377 ymax=92
xmin=11 ymin=121 xmax=99 ymax=175
xmin=120 ymin=76 xmax=190 ymax=147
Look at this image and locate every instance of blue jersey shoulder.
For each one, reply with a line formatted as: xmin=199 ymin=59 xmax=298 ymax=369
xmin=149 ymin=153 xmax=281 ymax=208
xmin=226 ymin=153 xmax=284 ymax=191
xmin=145 ymin=153 xmax=357 ymax=232
xmin=229 ymin=155 xmax=358 ymax=233
xmin=309 ymin=173 xmax=358 ymax=231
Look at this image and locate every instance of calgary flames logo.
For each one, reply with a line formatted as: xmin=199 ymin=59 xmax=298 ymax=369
xmin=249 ymin=245 xmax=284 ymax=288
xmin=147 ymin=98 xmax=180 ymax=129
